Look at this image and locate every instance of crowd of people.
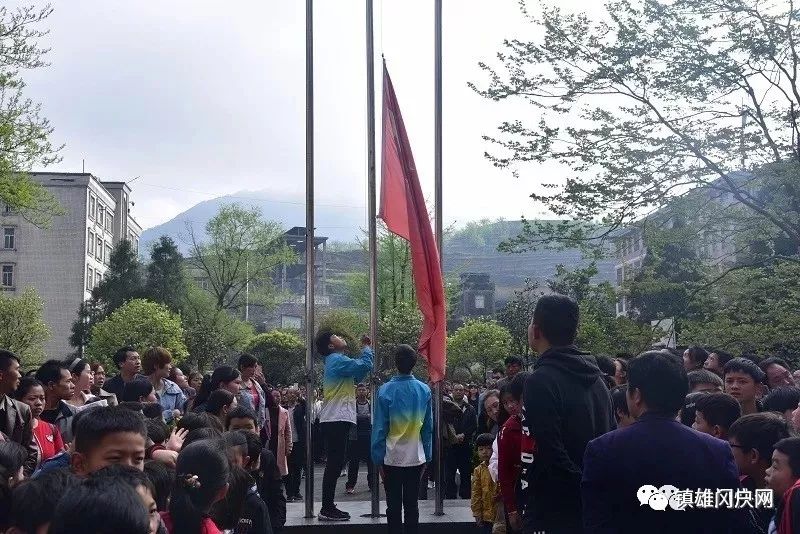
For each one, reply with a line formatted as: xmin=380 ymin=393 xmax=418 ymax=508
xmin=3 ymin=295 xmax=800 ymax=533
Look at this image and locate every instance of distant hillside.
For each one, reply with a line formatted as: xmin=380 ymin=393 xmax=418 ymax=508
xmin=139 ymin=191 xmax=366 ymax=253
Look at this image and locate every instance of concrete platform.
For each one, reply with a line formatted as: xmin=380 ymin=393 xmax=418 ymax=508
xmin=286 ymin=500 xmax=474 ymax=534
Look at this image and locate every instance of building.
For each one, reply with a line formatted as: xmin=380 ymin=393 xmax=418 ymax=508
xmin=448 ymin=272 xmax=496 ymax=329
xmin=0 ymin=172 xmax=141 ymax=359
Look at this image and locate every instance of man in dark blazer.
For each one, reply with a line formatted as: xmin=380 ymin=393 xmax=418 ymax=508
xmin=582 ymin=350 xmax=740 ymax=533
xmin=0 ymin=350 xmax=37 ymax=475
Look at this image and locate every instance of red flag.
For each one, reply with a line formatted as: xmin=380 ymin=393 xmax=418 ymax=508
xmin=379 ymin=62 xmax=447 ymax=383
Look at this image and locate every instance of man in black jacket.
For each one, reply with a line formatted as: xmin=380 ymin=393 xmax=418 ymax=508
xmin=523 ymin=295 xmax=615 ymax=534
xmin=444 ymin=382 xmax=477 ymax=499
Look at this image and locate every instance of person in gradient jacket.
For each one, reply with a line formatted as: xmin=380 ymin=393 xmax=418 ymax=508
xmin=372 ymin=344 xmax=433 ymax=534
xmin=316 ymin=331 xmax=374 ymax=522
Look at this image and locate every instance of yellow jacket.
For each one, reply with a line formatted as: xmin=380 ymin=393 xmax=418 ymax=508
xmin=471 ymin=462 xmax=497 ymax=522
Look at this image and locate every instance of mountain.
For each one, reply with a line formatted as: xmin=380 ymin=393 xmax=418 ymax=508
xmin=139 ymin=191 xmax=367 ymax=253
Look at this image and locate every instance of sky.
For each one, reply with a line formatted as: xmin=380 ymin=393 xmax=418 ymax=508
xmin=18 ymin=0 xmax=593 ymax=232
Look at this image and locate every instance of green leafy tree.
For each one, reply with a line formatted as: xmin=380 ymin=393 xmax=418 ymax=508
xmin=246 ymin=330 xmax=305 ymax=385
xmin=376 ymin=301 xmax=423 ymax=376
xmin=472 ymin=0 xmax=800 ymax=259
xmin=187 ymin=203 xmax=295 ymax=314
xmin=447 ymin=318 xmax=512 ymax=380
xmin=0 ymin=5 xmax=64 ymax=227
xmin=0 ymin=287 xmax=49 ymax=368
xmin=95 ymin=239 xmax=144 ymax=314
xmin=69 ymin=288 xmax=102 ymax=356
xmin=145 ymin=236 xmax=190 ymax=312
xmin=181 ymin=286 xmax=253 ymax=371
xmin=86 ymin=299 xmax=187 ymax=370
xmin=316 ymin=309 xmax=368 ymax=356
xmin=496 ymin=279 xmax=538 ymax=363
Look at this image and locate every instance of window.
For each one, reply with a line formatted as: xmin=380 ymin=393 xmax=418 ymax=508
xmin=86 ymin=266 xmax=93 ymax=290
xmin=105 ymin=211 xmax=113 ymax=231
xmin=97 ymin=205 xmax=104 ymax=228
xmin=87 ymin=230 xmax=94 ymax=257
xmin=3 ymin=227 xmax=14 ymax=250
xmin=96 ymin=237 xmax=103 ymax=263
xmin=89 ymin=195 xmax=96 ymax=220
xmin=474 ymin=295 xmax=485 ymax=309
xmin=1 ymin=265 xmax=13 ymax=288
xmin=2 ymin=203 xmax=13 ymax=215
xmin=104 ymin=244 xmax=112 ymax=266
xmin=616 ymin=267 xmax=624 ymax=286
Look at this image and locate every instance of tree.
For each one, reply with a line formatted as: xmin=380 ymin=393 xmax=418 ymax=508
xmin=0 ymin=5 xmax=64 ymax=227
xmin=180 ymin=286 xmax=253 ymax=371
xmin=69 ymin=288 xmax=102 ymax=356
xmin=187 ymin=203 xmax=295 ymax=314
xmin=86 ymin=299 xmax=187 ymax=370
xmin=447 ymin=318 xmax=512 ymax=380
xmin=472 ymin=0 xmax=800 ymax=260
xmin=496 ymin=279 xmax=538 ymax=363
xmin=246 ymin=330 xmax=305 ymax=385
xmin=376 ymin=301 xmax=423 ymax=376
xmin=0 ymin=287 xmax=48 ymax=368
xmin=145 ymin=236 xmax=190 ymax=312
xmin=316 ymin=309 xmax=368 ymax=356
xmin=95 ymin=239 xmax=144 ymax=314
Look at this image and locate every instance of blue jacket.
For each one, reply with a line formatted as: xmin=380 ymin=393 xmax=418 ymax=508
xmin=318 ymin=348 xmax=373 ymax=424
xmin=157 ymin=378 xmax=187 ymax=423
xmin=371 ymin=374 xmax=432 ymax=467
xmin=581 ymin=412 xmax=740 ymax=534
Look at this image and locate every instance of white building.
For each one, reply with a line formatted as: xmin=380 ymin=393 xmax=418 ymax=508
xmin=0 ymin=172 xmax=141 ymax=359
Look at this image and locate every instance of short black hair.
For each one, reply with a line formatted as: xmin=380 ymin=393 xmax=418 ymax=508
xmin=237 ymin=353 xmax=259 ymax=370
xmin=687 ymin=369 xmax=724 ymax=391
xmin=238 ymin=431 xmax=262 ymax=468
xmin=594 ymin=354 xmax=616 ymax=377
xmin=694 ymin=393 xmax=741 ymax=431
xmin=177 ymin=411 xmax=224 ymax=433
xmin=628 ymin=350 xmax=688 ymax=415
xmin=728 ymin=412 xmax=790 ymax=464
xmin=611 ymin=385 xmax=629 ymax=419
xmin=395 ymin=344 xmax=417 ymax=374
xmin=685 ymin=346 xmax=709 ymax=367
xmin=9 ymin=468 xmax=78 ymax=533
xmin=90 ymin=463 xmax=155 ymax=496
xmin=774 ymin=437 xmax=800 ymax=478
xmin=723 ymin=357 xmax=766 ymax=384
xmin=143 ymin=460 xmax=174 ymax=511
xmin=13 ymin=376 xmax=42 ymax=401
xmin=183 ymin=427 xmax=223 ymax=449
xmin=0 ymin=349 xmax=19 ymax=373
xmin=50 ymin=476 xmax=151 ymax=534
xmin=315 ymin=331 xmax=335 ymax=356
xmin=759 ymin=356 xmax=791 ymax=376
xmin=113 ymin=346 xmax=137 ymax=368
xmin=225 ymin=405 xmax=259 ymax=429
xmin=491 ymin=368 xmax=504 ymax=376
xmin=74 ymin=406 xmax=147 ymax=455
xmin=35 ymin=359 xmax=68 ymax=386
xmin=532 ymin=294 xmax=579 ymax=346
xmin=763 ymin=387 xmax=800 ymax=414
xmin=121 ymin=378 xmax=154 ymax=403
xmin=679 ymin=392 xmax=708 ymax=427
xmin=504 ymin=356 xmax=524 ymax=367
xmin=475 ymin=433 xmax=494 ymax=448
xmin=205 ymin=389 xmax=235 ymax=415
xmin=145 ymin=418 xmax=169 ymax=445
xmin=710 ymin=350 xmax=735 ymax=367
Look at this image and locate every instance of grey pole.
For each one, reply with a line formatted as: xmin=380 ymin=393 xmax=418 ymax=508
xmin=433 ymin=0 xmax=445 ymax=517
xmin=304 ymin=0 xmax=316 ymax=520
xmin=365 ymin=0 xmax=381 ymax=518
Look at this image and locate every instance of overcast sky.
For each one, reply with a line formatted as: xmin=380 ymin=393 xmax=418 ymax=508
xmin=20 ymin=0 xmax=593 ymax=231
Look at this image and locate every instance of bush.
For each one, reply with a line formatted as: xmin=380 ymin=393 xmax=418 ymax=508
xmin=246 ymin=330 xmax=305 ymax=385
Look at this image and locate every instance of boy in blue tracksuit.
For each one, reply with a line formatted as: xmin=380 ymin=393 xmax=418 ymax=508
xmin=316 ymin=331 xmax=374 ymax=521
xmin=372 ymin=344 xmax=433 ymax=534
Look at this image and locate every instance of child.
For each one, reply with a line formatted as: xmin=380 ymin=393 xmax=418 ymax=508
xmin=144 ymin=459 xmax=175 ymax=512
xmin=371 ymin=344 xmax=432 ymax=534
xmin=71 ymin=405 xmax=148 ymax=476
xmin=472 ymin=433 xmax=496 ymax=534
xmin=162 ymin=439 xmax=229 ymax=534
xmin=227 ymin=406 xmax=260 ymax=434
xmin=91 ymin=464 xmax=161 ymax=534
xmin=0 ymin=441 xmax=28 ymax=531
xmin=6 ymin=467 xmax=77 ymax=534
xmin=211 ymin=465 xmax=271 ymax=534
xmin=497 ymin=373 xmax=530 ymax=532
xmin=692 ymin=392 xmax=741 ymax=439
xmin=610 ymin=385 xmax=635 ymax=428
xmin=50 ymin=475 xmax=152 ymax=534
xmin=723 ymin=357 xmax=766 ymax=415
xmin=14 ymin=376 xmax=65 ymax=466
xmin=766 ymin=437 xmax=800 ymax=534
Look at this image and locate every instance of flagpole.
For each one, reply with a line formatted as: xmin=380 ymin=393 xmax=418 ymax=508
xmin=304 ymin=0 xmax=316 ymax=520
xmin=433 ymin=0 xmax=445 ymax=517
xmin=366 ymin=0 xmax=381 ymax=518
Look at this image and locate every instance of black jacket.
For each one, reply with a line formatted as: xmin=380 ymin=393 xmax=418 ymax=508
xmin=289 ymin=400 xmax=307 ymax=444
xmin=234 ymin=485 xmax=273 ymax=534
xmin=254 ymin=448 xmax=286 ymax=534
xmin=451 ymin=400 xmax=477 ymax=446
xmin=523 ymin=346 xmax=615 ymax=533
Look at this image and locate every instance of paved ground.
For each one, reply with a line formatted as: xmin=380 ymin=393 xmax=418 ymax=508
xmin=297 ymin=462 xmax=382 ymax=503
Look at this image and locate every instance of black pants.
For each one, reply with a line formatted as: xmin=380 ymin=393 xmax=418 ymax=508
xmin=346 ymin=435 xmax=374 ymax=490
xmin=444 ymin=445 xmax=472 ymax=499
xmin=284 ymin=442 xmax=305 ymax=498
xmin=384 ymin=464 xmax=424 ymax=534
xmin=321 ymin=421 xmax=351 ymax=509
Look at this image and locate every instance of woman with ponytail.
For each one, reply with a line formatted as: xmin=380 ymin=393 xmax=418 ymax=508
xmin=161 ymin=439 xmax=230 ymax=534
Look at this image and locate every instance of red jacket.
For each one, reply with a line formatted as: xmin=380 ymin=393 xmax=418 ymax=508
xmin=498 ymin=414 xmax=532 ymax=514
